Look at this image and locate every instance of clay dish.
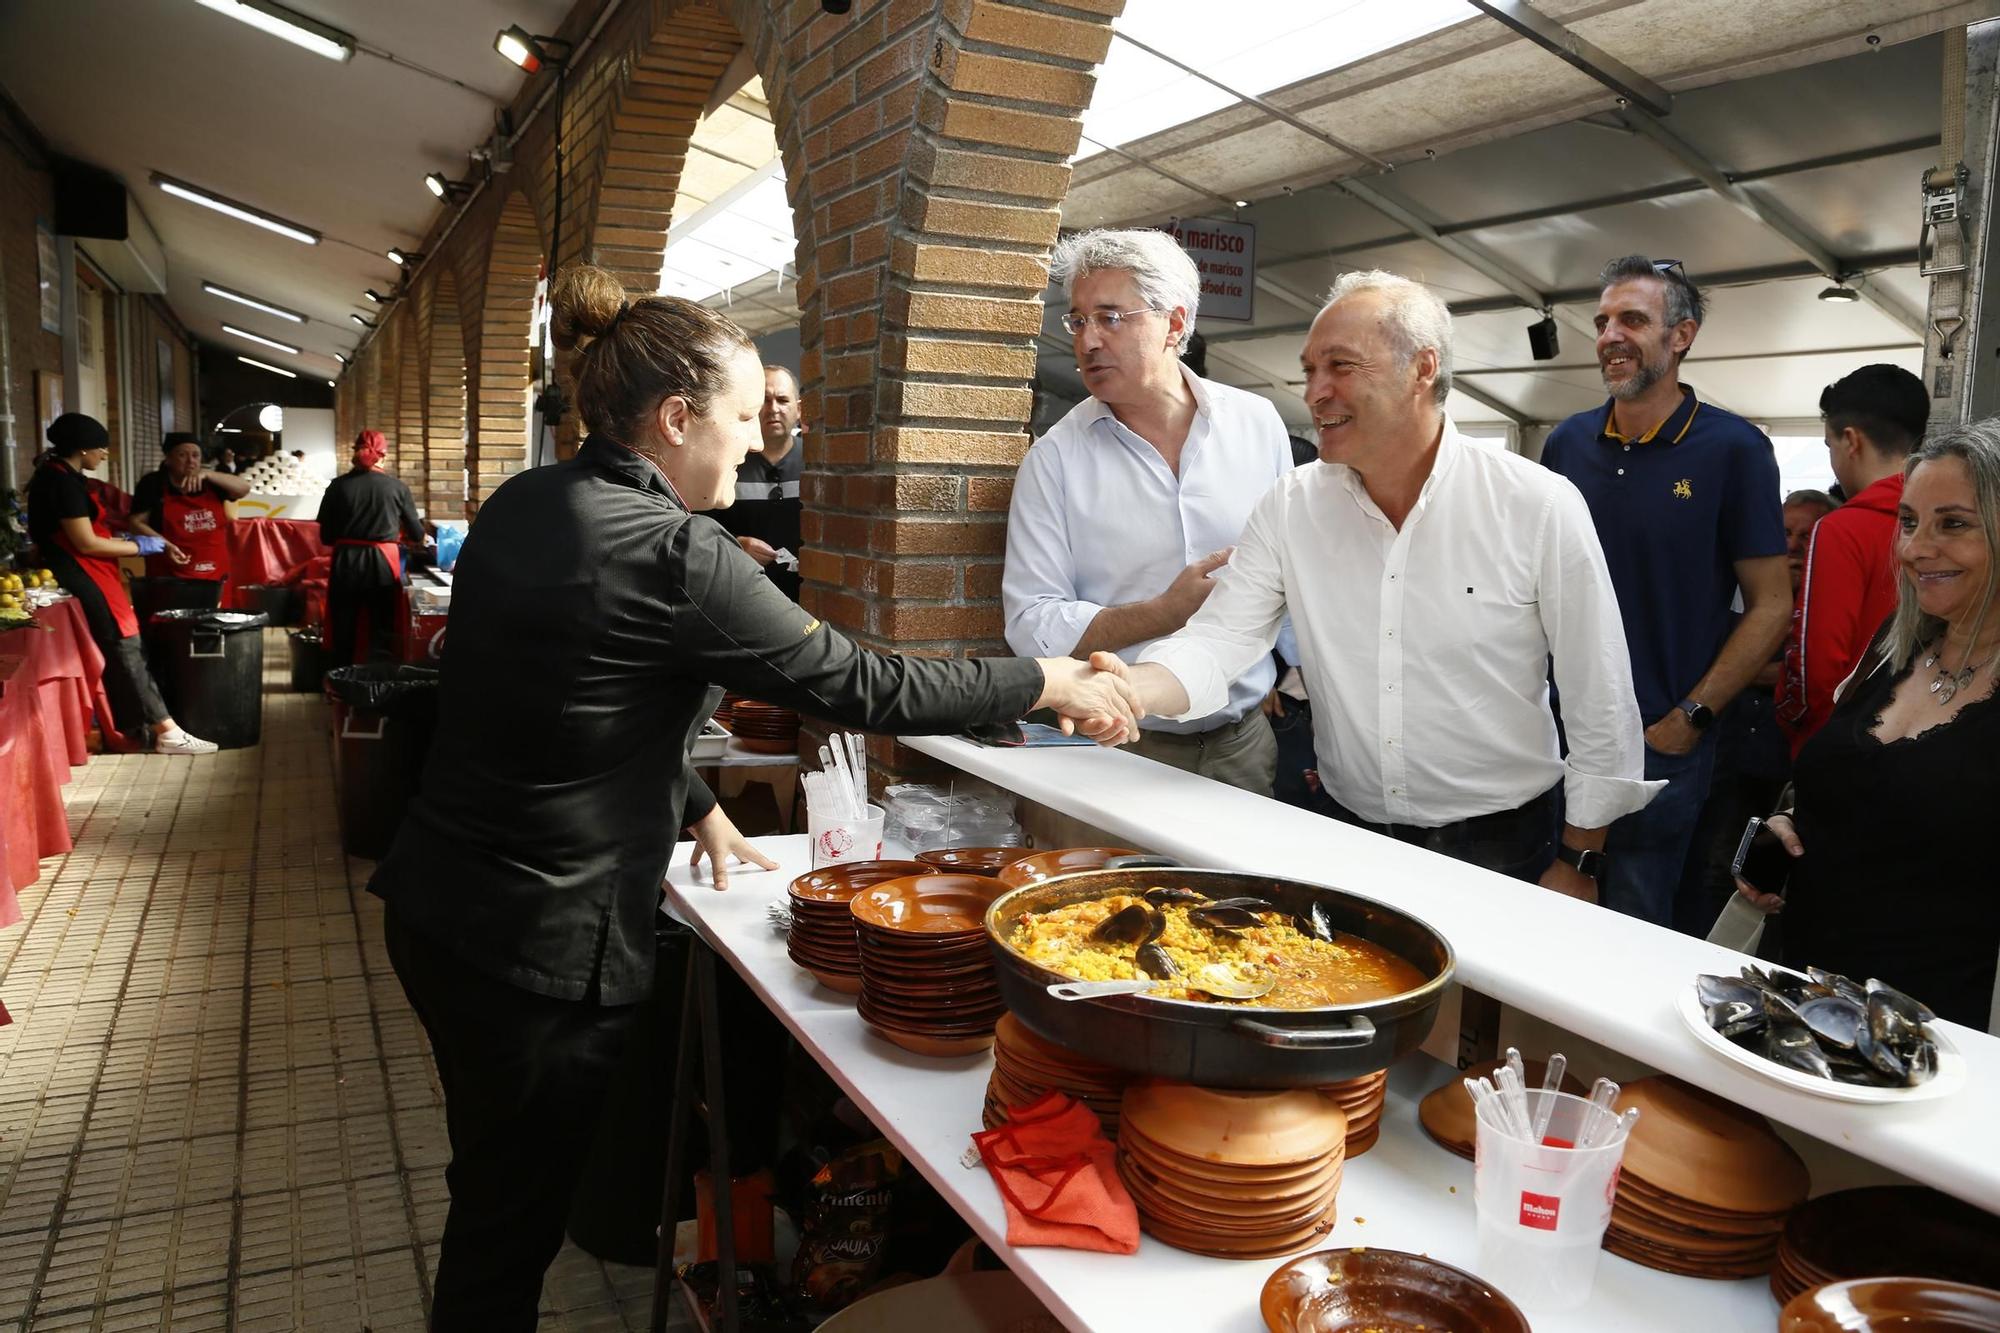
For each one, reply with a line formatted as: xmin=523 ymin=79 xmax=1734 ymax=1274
xmin=1120 ymin=1145 xmax=1340 ymax=1208
xmin=914 ymin=847 xmax=1037 ymax=876
xmin=1119 ymin=1128 xmax=1340 ymax=1192
xmin=1615 ymin=1076 xmax=1808 ymax=1214
xmin=1260 ymin=1248 xmax=1531 ymax=1333
xmin=1782 ymin=1187 xmax=2000 ymax=1291
xmin=1123 ymin=1083 xmax=1347 ymax=1168
xmin=995 ymin=846 xmax=1141 ymax=890
xmin=866 ymin=1025 xmax=994 ymax=1058
xmin=851 ymin=874 xmax=1005 ymax=932
xmin=791 ymin=861 xmax=932 ymax=905
xmin=1415 ymin=1057 xmax=1587 ymax=1157
xmin=1142 ymin=1204 xmax=1339 ymax=1260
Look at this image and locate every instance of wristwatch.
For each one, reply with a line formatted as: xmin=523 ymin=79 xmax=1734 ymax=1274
xmin=1678 ymin=698 xmax=1715 ymax=731
xmin=1554 ymin=843 xmax=1606 ymax=879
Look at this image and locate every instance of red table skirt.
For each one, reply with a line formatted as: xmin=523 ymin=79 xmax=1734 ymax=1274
xmin=223 ymin=518 xmax=327 ymax=610
xmin=0 ymin=598 xmax=109 ymax=926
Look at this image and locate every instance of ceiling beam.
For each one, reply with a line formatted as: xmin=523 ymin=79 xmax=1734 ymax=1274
xmin=1466 ymin=0 xmax=1673 ymax=117
xmin=1448 ymin=375 xmax=1535 ymax=426
xmin=1075 ymin=134 xmax=1246 ymax=216
xmin=1618 ymin=110 xmax=1928 ymax=336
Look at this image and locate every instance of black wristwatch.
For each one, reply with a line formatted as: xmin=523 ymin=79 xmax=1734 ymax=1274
xmin=1678 ymin=698 xmax=1715 ymax=731
xmin=1554 ymin=843 xmax=1606 ymax=879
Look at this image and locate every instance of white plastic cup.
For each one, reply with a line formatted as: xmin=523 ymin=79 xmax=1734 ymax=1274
xmin=809 ymin=802 xmax=885 ymax=869
xmin=1472 ymin=1088 xmax=1630 ymax=1312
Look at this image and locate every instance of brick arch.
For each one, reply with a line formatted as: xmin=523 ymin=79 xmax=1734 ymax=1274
xmin=396 ymin=310 xmax=423 ymax=488
xmin=471 ymin=188 xmax=544 ymax=509
xmin=583 ymin=2 xmax=744 ymax=294
xmin=371 ymin=319 xmax=401 ymax=473
xmin=418 ymin=270 xmax=469 ymax=517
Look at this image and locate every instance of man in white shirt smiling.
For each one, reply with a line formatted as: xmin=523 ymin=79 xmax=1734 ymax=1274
xmin=1096 ymin=271 xmax=1659 ymax=897
xmin=1003 ymin=228 xmax=1295 ymax=795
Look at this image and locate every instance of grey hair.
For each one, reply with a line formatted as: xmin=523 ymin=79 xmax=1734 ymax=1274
xmin=1783 ymin=488 xmax=1838 ymax=513
xmin=1599 ymin=255 xmax=1707 ymax=330
xmin=1050 ymin=228 xmax=1200 ymax=352
xmin=1320 ymin=270 xmax=1454 ymax=406
xmin=1881 ymin=416 xmax=2000 ymax=673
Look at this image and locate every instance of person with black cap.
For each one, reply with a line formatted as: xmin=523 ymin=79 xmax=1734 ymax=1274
xmin=26 ymin=413 xmax=217 ymax=754
xmin=131 ymin=432 xmax=251 ymax=608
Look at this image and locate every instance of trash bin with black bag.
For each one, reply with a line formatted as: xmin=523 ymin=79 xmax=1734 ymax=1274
xmin=287 ymin=628 xmax=328 ymax=693
xmin=324 ymin=664 xmax=440 ymax=858
xmin=131 ymin=575 xmax=222 ymax=665
xmin=238 ymin=583 xmax=299 ymax=626
xmin=147 ymin=609 xmax=270 ymax=749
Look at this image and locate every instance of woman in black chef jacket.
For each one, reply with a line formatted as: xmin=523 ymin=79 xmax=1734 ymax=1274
xmin=317 ymin=429 xmax=425 ymax=666
xmin=366 ymin=265 xmax=1140 ymax=1331
xmin=130 ymin=432 xmax=252 ymax=608
xmin=26 ymin=414 xmax=217 ymax=754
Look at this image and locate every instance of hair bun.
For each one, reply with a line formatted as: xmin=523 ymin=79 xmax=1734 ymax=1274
xmin=549 ymin=264 xmax=630 ymax=351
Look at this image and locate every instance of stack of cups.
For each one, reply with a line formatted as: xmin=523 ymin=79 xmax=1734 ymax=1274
xmin=1472 ymin=1089 xmax=1632 ymax=1312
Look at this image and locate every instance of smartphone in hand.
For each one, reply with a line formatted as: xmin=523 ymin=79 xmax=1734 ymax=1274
xmin=1731 ymin=816 xmax=1794 ymax=896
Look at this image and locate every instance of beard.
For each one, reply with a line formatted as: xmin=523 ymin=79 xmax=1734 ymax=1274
xmin=1602 ymin=349 xmax=1669 ymax=401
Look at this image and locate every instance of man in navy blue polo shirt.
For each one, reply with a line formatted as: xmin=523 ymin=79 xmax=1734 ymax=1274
xmin=1542 ymin=257 xmax=1789 ymax=930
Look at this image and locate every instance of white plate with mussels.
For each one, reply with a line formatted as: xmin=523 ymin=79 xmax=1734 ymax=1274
xmin=1676 ymin=965 xmax=1966 ymax=1104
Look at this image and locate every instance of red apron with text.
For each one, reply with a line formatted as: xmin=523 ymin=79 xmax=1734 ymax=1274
xmin=49 ymin=466 xmax=138 ymax=638
xmin=145 ymin=487 xmax=232 ymax=584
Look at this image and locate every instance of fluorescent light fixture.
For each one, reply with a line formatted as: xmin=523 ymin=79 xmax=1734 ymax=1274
xmin=201 ymin=280 xmax=306 ymax=323
xmin=495 ymin=25 xmax=541 ymax=73
xmin=223 ymin=324 xmax=300 ymax=354
xmin=155 ymin=173 xmax=319 ymax=245
xmin=216 ymin=427 xmax=244 ymax=434
xmin=350 ymin=314 xmax=375 ymax=328
xmin=239 ymin=355 xmax=297 ymax=379
xmin=425 ymin=172 xmax=449 ymax=199
xmin=364 ymin=289 xmax=387 ymax=304
xmin=190 ymin=0 xmax=354 ymax=63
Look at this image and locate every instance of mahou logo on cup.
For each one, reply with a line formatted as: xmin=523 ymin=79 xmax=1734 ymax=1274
xmin=819 ymin=827 xmax=854 ymax=859
xmin=1518 ymin=1191 xmax=1561 ymax=1231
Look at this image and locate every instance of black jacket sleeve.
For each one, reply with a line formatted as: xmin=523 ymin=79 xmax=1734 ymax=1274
xmin=398 ymin=481 xmax=424 ymax=542
xmin=668 ymin=517 xmax=1043 ymax=732
xmin=318 ymin=481 xmax=348 ymax=547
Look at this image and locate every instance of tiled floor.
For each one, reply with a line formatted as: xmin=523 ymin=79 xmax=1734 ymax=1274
xmin=0 ymin=636 xmax=667 ymax=1330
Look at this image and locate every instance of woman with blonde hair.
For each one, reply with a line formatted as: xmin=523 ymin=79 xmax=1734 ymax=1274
xmin=1740 ymin=417 xmax=2000 ymax=1030
xmin=366 ymin=265 xmax=1137 ymax=1329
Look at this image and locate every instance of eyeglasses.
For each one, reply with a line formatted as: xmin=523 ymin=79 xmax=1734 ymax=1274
xmin=1651 ymin=258 xmax=1689 ymax=283
xmin=1060 ymin=307 xmax=1162 ymax=336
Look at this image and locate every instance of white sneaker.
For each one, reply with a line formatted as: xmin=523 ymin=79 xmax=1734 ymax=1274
xmin=155 ymin=730 xmax=219 ymax=755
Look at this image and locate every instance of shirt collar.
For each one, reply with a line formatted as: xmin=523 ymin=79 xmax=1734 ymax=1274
xmin=1078 ymin=360 xmax=1211 ymax=434
xmin=579 ymin=433 xmax=683 ymax=509
xmin=1599 ymin=385 xmax=1700 ymax=446
xmin=1333 ymin=415 xmax=1463 ymax=521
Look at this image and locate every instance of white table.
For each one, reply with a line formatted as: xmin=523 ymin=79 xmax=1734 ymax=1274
xmin=663 ymin=836 xmax=1782 ymax=1333
xmin=903 ymin=735 xmax=2000 ymax=1215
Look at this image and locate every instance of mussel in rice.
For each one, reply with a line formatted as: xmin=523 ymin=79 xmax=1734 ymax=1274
xmin=1294 ymin=901 xmax=1337 ymax=943
xmin=1091 ymin=903 xmax=1156 ymax=945
xmin=1135 ymin=940 xmax=1179 ymax=981
xmin=1798 ymin=995 xmax=1866 ymax=1051
xmin=1185 ymin=896 xmax=1280 ymax=934
xmin=1142 ymin=886 xmax=1209 ymax=908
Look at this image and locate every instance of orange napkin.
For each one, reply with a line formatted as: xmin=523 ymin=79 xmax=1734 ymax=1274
xmin=972 ymin=1091 xmax=1139 ymax=1254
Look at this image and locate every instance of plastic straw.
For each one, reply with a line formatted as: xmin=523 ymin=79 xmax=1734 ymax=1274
xmin=1493 ymin=1065 xmax=1535 ymax=1141
xmin=1531 ymin=1052 xmax=1567 ymax=1144
xmin=1575 ymin=1077 xmax=1622 ymax=1150
xmin=845 ymin=733 xmax=867 ymax=811
xmin=826 ymin=743 xmax=858 ymax=819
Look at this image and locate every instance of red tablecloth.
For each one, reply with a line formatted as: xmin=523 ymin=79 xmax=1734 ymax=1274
xmin=0 ymin=598 xmax=109 ymax=926
xmin=225 ymin=518 xmax=326 ymax=604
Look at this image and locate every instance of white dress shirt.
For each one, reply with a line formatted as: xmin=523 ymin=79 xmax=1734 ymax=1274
xmin=1138 ymin=420 xmax=1659 ymax=826
xmin=1003 ymin=365 xmax=1294 ymax=734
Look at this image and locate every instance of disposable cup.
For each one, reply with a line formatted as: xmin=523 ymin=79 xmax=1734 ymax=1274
xmin=809 ymin=803 xmax=886 ymax=869
xmin=1472 ymin=1088 xmax=1630 ymax=1312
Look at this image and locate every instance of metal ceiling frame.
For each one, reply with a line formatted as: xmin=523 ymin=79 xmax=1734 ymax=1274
xmin=1465 ymin=0 xmax=1674 ymax=116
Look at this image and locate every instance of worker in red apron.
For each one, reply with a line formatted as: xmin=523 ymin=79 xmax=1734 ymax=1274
xmin=25 ymin=413 xmax=218 ymax=754
xmin=318 ymin=429 xmax=425 ymax=667
xmin=131 ymin=432 xmax=251 ymax=609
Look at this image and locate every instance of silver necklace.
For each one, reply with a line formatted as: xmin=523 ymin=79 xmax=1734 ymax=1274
xmin=1922 ymin=647 xmax=1982 ymax=706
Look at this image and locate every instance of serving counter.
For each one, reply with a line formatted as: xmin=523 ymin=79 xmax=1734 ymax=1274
xmin=663 ymin=837 xmax=1781 ymax=1332
xmin=899 ymin=735 xmax=2000 ymax=1215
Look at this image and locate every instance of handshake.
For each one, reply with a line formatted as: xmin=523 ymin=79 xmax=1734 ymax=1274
xmin=1032 ymin=651 xmax=1149 ymax=746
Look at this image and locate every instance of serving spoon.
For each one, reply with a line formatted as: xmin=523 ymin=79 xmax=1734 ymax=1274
xmin=1046 ymin=964 xmax=1276 ymax=1002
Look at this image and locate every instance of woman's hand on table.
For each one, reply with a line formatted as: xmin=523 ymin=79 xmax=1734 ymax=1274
xmin=1033 ymin=655 xmax=1144 ymax=745
xmin=1732 ymin=812 xmax=1800 ymax=915
xmin=687 ymin=806 xmax=779 ymax=891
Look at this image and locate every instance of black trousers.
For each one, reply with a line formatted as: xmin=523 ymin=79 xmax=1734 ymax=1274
xmin=385 ymin=909 xmax=640 ymax=1332
xmin=106 ymin=635 xmax=171 ymax=735
xmin=1321 ymin=782 xmax=1562 ymax=883
xmin=327 ymin=547 xmax=401 ymax=667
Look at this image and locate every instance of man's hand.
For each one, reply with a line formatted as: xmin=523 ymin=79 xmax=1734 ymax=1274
xmin=166 ymin=542 xmax=191 ymax=567
xmin=686 ymin=806 xmax=779 ymax=891
xmin=1160 ymin=549 xmax=1232 ymax=623
xmin=1537 ymin=857 xmax=1598 ymax=903
xmin=1733 ymin=812 xmax=1800 ymax=915
xmin=1033 ymin=654 xmax=1144 ymax=745
xmin=736 ymin=536 xmax=778 ymax=567
xmin=1643 ymin=708 xmax=1700 ymax=757
xmin=1261 ymin=689 xmax=1283 ymax=718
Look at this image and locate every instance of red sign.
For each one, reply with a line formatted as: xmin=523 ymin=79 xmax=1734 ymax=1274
xmin=1518 ymin=1191 xmax=1561 ymax=1231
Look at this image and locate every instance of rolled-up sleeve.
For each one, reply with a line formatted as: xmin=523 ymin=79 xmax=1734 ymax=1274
xmin=1538 ymin=480 xmax=1664 ymax=826
xmin=1137 ymin=488 xmax=1290 ymax=721
xmin=1002 ymin=443 xmax=1103 ymax=658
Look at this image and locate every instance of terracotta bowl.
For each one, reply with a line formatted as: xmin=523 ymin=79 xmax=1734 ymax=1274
xmin=1121 ymin=1082 xmax=1347 ymax=1167
xmin=1614 ymin=1076 xmax=1809 ymax=1215
xmin=851 ymin=874 xmax=1006 ymax=933
xmin=915 ymin=846 xmax=1037 ymax=876
xmin=1781 ymin=1278 xmax=2000 ymax=1332
xmin=995 ymin=846 xmax=1142 ymax=890
xmin=1144 ymin=1204 xmax=1338 ymax=1260
xmin=1781 ymin=1187 xmax=2000 ymax=1291
xmin=1415 ymin=1057 xmax=1588 ymax=1157
xmin=790 ymin=860 xmax=932 ymax=905
xmin=1260 ymin=1248 xmax=1532 ymax=1333
xmin=1120 ymin=1123 xmax=1342 ymax=1187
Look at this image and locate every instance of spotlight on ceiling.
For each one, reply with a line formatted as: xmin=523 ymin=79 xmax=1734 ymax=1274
xmin=364 ymin=289 xmax=388 ymax=304
xmin=333 ymin=352 xmax=349 ymax=365
xmin=190 ymin=0 xmax=354 ymax=63
xmin=258 ymin=405 xmax=286 ymax=432
xmin=1527 ymin=314 xmax=1560 ymax=362
xmin=1234 ymin=199 xmax=1251 ymax=209
xmin=386 ymin=247 xmax=423 ymax=266
xmin=493 ymin=24 xmax=570 ymax=73
xmin=351 ymin=314 xmax=376 ymax=329
xmin=1818 ymin=284 xmax=1861 ymax=303
xmin=424 ymin=172 xmax=472 ymax=201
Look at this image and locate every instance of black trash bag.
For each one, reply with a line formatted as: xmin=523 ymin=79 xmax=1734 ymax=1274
xmin=147 ymin=610 xmax=272 ymax=749
xmin=323 ymin=664 xmax=440 ymax=712
xmin=147 ymin=608 xmax=271 ymax=631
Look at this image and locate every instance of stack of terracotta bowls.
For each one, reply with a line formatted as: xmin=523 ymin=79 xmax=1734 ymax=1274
xmin=786 ymin=861 xmax=930 ymax=994
xmin=1319 ymin=1070 xmax=1388 ymax=1158
xmin=1605 ymin=1076 xmax=1808 ymax=1278
xmin=994 ymin=846 xmax=1141 ymax=890
xmin=849 ymin=873 xmax=1007 ymax=1056
xmin=982 ymin=1013 xmax=1129 ymax=1136
xmin=1116 ymin=1082 xmax=1346 ymax=1259
xmin=1415 ymin=1057 xmax=1587 ymax=1160
xmin=1771 ymin=1187 xmax=2000 ymax=1305
xmin=915 ymin=846 xmax=1036 ymax=877
xmin=725 ymin=698 xmax=799 ymax=754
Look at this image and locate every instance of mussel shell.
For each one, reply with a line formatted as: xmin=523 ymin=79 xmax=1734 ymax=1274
xmin=1090 ymin=903 xmax=1155 ymax=945
xmin=1798 ymin=995 xmax=1866 ymax=1052
xmin=1866 ymin=979 xmax=1936 ymax=1026
xmin=1142 ymin=886 xmax=1209 ymax=907
xmin=1706 ymin=999 xmax=1764 ymax=1040
xmin=1855 ymin=1021 xmax=1909 ymax=1082
xmin=1760 ymin=989 xmax=1808 ymax=1025
xmin=1764 ymin=1023 xmax=1834 ymax=1079
xmin=1904 ymin=1040 xmax=1939 ymax=1087
xmin=1294 ymin=902 xmax=1336 ymax=943
xmin=1807 ymin=967 xmax=1868 ymax=1005
xmin=1135 ymin=941 xmax=1179 ymax=981
xmin=1697 ymin=974 xmax=1761 ymax=1009
xmin=1197 ymin=896 xmax=1279 ymax=913
xmin=1186 ymin=905 xmax=1264 ymax=933
xmin=1867 ymin=989 xmax=1928 ymax=1051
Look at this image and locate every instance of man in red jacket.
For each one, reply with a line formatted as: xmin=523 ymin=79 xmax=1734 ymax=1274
xmin=1777 ymin=364 xmax=1929 ymax=753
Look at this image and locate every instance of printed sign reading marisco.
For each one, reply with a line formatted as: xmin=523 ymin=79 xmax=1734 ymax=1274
xmin=1167 ymin=218 xmax=1256 ymax=323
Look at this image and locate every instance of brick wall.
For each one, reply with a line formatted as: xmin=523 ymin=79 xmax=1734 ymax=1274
xmin=0 ymin=110 xmax=66 ymax=490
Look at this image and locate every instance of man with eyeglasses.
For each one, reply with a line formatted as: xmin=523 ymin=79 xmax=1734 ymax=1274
xmin=1003 ymin=228 xmax=1295 ymax=794
xmin=1541 ymin=255 xmax=1789 ymax=931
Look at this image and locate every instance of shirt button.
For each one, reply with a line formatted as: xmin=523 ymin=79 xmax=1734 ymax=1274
xmin=1623 ymin=445 xmax=1631 ymax=452
xmin=1386 ymin=629 xmax=1395 ymax=639
xmin=1617 ymin=468 xmax=1625 ymax=476
xmin=1389 ymin=574 xmax=1398 ymax=581
xmin=1385 ymin=683 xmax=1395 ymax=692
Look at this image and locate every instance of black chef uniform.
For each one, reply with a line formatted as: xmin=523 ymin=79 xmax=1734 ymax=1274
xmin=714 ymin=432 xmax=803 ymax=600
xmin=317 ymin=466 xmax=423 ymax=666
xmin=367 ymin=433 xmax=1040 ymax=1331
